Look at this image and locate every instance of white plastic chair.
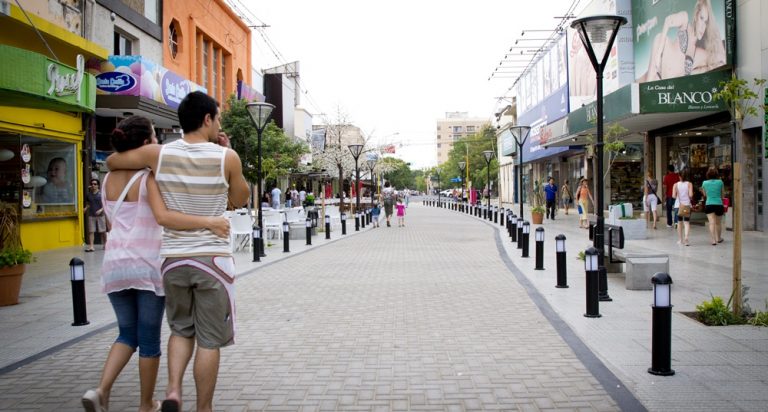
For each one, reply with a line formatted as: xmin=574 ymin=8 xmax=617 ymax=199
xmin=262 ymin=211 xmax=283 ymax=240
xmin=229 ymin=212 xmax=253 ymax=252
xmin=284 ymin=207 xmax=304 ymax=224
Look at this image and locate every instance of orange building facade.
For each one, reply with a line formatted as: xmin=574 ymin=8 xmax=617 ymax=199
xmin=163 ymin=0 xmax=252 ymax=104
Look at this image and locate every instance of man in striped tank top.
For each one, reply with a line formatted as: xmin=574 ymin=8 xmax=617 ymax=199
xmin=107 ymin=91 xmax=249 ymax=412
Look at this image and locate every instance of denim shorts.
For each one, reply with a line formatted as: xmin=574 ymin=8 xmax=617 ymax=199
xmin=108 ymin=289 xmax=165 ymax=357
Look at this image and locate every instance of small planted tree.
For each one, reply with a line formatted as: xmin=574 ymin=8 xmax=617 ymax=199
xmin=713 ymin=76 xmax=767 ymax=317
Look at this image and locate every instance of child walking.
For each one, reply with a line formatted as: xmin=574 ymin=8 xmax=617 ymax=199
xmin=371 ymin=203 xmax=381 ymax=227
xmin=396 ymin=199 xmax=406 ymax=227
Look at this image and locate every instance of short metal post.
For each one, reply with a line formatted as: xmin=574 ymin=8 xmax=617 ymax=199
xmin=69 ymin=258 xmax=89 ymax=326
xmin=325 ymin=214 xmax=331 ymax=239
xmin=341 ymin=212 xmax=347 ymax=235
xmin=282 ymin=221 xmax=290 ymax=253
xmin=522 ymin=221 xmax=530 ymax=257
xmin=516 ymin=219 xmax=523 ymax=249
xmin=649 ymin=272 xmax=675 ymax=376
xmin=534 ymin=227 xmax=544 ymax=270
xmin=499 ymin=208 xmax=505 ymax=226
xmin=252 ymin=225 xmax=261 ymax=262
xmin=355 ymin=212 xmax=360 ymax=231
xmin=584 ymin=247 xmax=601 ymax=318
xmin=305 ymin=218 xmax=312 ymax=245
xmin=361 ymin=209 xmax=366 ymax=228
xmin=494 ymin=206 xmax=498 ymax=224
xmin=510 ymin=215 xmax=517 ymax=241
xmin=555 ymin=235 xmax=568 ymax=288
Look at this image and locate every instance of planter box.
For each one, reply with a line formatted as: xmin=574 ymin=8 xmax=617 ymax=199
xmin=616 ymin=218 xmax=647 ymax=240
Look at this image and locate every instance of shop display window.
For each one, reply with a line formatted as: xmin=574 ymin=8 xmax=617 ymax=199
xmin=667 ymin=131 xmax=732 ymax=205
xmin=0 ymin=132 xmax=78 ymax=220
xmin=609 ymin=144 xmax=644 ymax=208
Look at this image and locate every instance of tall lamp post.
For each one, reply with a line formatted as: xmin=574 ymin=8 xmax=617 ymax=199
xmin=457 ymin=161 xmax=466 ymax=206
xmin=246 ymin=102 xmax=275 ymax=258
xmin=509 ymin=125 xmax=531 ymax=219
xmin=366 ymin=157 xmax=377 ymax=201
xmin=483 ymin=150 xmax=494 ymax=212
xmin=571 ymin=15 xmax=627 ymax=277
xmin=348 ymin=144 xmax=364 ymax=213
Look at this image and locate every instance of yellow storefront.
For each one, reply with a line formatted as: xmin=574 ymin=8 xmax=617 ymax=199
xmin=0 ymin=5 xmax=107 ymax=252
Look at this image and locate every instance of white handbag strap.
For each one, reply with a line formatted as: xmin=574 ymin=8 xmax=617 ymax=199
xmin=108 ymin=169 xmax=149 ymax=218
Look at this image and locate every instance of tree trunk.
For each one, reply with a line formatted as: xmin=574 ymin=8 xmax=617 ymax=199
xmin=732 ymin=121 xmax=742 ymax=316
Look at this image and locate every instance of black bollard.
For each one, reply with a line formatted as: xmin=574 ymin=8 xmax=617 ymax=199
xmin=648 ymin=272 xmax=675 ymax=376
xmin=499 ymin=208 xmax=505 ymax=226
xmin=252 ymin=225 xmax=261 ymax=262
xmin=521 ymin=221 xmax=530 ymax=258
xmin=516 ymin=219 xmax=523 ymax=249
xmin=341 ymin=213 xmax=347 ymax=235
xmin=494 ymin=206 xmax=498 ymax=224
xmin=510 ymin=215 xmax=518 ymax=241
xmin=325 ymin=214 xmax=331 ymax=239
xmin=69 ymin=258 xmax=89 ymax=326
xmin=506 ymin=214 xmax=513 ymax=237
xmin=584 ymin=247 xmax=601 ymax=318
xmin=555 ymin=235 xmax=568 ymax=288
xmin=282 ymin=221 xmax=290 ymax=253
xmin=305 ymin=218 xmax=312 ymax=245
xmin=355 ymin=212 xmax=360 ymax=231
xmin=534 ymin=227 xmax=545 ymax=270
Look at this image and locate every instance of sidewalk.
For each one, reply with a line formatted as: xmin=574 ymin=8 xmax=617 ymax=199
xmin=476 ymin=200 xmax=768 ymax=411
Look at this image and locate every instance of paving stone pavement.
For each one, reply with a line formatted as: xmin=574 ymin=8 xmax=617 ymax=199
xmin=0 ymin=204 xmax=633 ymax=411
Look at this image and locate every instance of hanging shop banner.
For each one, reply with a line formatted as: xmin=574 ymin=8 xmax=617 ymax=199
xmin=518 ymin=85 xmax=570 ymax=163
xmin=633 ymin=0 xmax=732 ymax=83
xmin=567 ymin=0 xmax=634 ymax=110
xmin=91 ymin=56 xmax=206 ymax=110
xmin=237 ymin=80 xmax=264 ymax=102
xmin=0 ymin=45 xmax=96 ymax=113
xmin=639 ymin=69 xmax=728 ymax=113
xmin=499 ymin=127 xmax=516 ymax=157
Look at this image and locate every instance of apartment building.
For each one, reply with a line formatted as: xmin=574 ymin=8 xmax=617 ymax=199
xmin=436 ymin=112 xmax=489 ymax=165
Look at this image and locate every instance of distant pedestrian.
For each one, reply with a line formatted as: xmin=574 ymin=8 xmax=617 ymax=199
xmin=84 ymin=178 xmax=108 ymax=252
xmin=663 ymin=164 xmax=681 ymax=227
xmin=382 ymin=181 xmax=396 ymax=227
xmin=561 ymin=179 xmax=573 ymax=215
xmin=644 ymin=170 xmax=659 ymax=230
xmin=576 ymin=178 xmax=594 ymax=229
xmin=371 ymin=203 xmax=381 ymax=227
xmin=701 ymin=166 xmax=725 ymax=245
xmin=271 ymin=185 xmax=282 ymax=209
xmin=673 ymin=169 xmax=693 ymax=246
xmin=543 ymin=177 xmax=558 ymax=220
xmin=396 ymin=198 xmax=406 ymax=227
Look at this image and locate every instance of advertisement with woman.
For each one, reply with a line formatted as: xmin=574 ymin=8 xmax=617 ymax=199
xmin=634 ymin=0 xmax=731 ymax=82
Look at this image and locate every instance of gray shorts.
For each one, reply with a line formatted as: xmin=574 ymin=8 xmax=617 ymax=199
xmin=161 ymin=256 xmax=236 ymax=349
xmin=88 ymin=215 xmax=107 ymax=233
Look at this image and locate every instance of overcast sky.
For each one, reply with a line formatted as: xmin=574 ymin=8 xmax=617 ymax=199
xmin=242 ymin=0 xmax=584 ymax=169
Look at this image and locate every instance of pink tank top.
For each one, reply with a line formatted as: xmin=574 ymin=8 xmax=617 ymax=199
xmin=100 ymin=171 xmax=164 ymax=295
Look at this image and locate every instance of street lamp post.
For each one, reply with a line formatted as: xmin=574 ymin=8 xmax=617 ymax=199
xmin=367 ymin=157 xmax=377 ymax=202
xmin=483 ymin=150 xmax=494 ymax=221
xmin=435 ymin=168 xmax=441 ymax=207
xmin=348 ymin=144 xmax=364 ymax=214
xmin=509 ymin=126 xmax=531 ymax=220
xmin=458 ymin=161 xmax=466 ymax=212
xmin=245 ymin=102 xmax=275 ymax=259
xmin=571 ymin=14 xmax=627 ymax=300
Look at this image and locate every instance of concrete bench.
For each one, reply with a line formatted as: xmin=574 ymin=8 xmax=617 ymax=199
xmin=612 ymin=248 xmax=669 ymax=291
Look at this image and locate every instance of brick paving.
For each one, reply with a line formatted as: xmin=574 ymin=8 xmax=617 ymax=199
xmin=0 ymin=204 xmax=625 ymax=411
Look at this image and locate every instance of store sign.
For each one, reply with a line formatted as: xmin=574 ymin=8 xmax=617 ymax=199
xmin=499 ymin=127 xmax=516 ymax=157
xmin=518 ymin=85 xmax=570 ymax=163
xmin=237 ymin=80 xmax=264 ymax=102
xmin=0 ymin=45 xmax=96 ymax=112
xmin=639 ymin=70 xmax=728 ymax=113
xmin=91 ymin=55 xmax=205 ymax=109
xmin=567 ymin=84 xmax=634 ymax=135
xmin=47 ymin=54 xmax=85 ymax=102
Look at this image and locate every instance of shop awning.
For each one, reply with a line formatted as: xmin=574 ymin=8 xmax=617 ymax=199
xmin=96 ymin=95 xmax=179 ymax=129
xmin=546 ymin=70 xmax=731 ymax=148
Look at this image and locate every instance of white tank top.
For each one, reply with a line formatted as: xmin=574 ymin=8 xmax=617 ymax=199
xmin=676 ymin=181 xmax=691 ymax=206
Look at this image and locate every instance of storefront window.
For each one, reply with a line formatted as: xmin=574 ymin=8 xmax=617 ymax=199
xmin=0 ymin=132 xmax=78 ymax=220
xmin=610 ymin=144 xmax=644 ymax=208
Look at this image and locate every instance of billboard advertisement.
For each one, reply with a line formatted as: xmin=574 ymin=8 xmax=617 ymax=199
xmin=516 ymin=34 xmax=568 ymax=116
xmin=567 ymin=0 xmax=634 ymax=110
xmin=518 ymin=85 xmax=570 ymax=163
xmin=633 ymin=0 xmax=731 ymax=82
xmin=90 ymin=56 xmax=206 ymax=110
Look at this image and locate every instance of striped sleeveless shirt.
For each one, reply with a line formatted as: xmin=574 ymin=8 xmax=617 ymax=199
xmin=155 ymin=139 xmax=231 ymax=257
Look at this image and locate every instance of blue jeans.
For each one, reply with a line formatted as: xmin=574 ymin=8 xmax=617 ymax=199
xmin=108 ymin=289 xmax=165 ymax=357
xmin=666 ymin=197 xmax=677 ymax=225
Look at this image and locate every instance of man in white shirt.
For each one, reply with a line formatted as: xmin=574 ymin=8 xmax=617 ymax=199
xmin=270 ymin=185 xmax=281 ymax=209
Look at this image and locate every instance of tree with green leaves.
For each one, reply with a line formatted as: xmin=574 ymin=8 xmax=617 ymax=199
xmin=442 ymin=126 xmax=497 ymax=196
xmin=713 ymin=76 xmax=767 ymax=317
xmin=220 ymin=96 xmax=308 ymax=201
xmin=378 ymin=157 xmax=414 ymax=189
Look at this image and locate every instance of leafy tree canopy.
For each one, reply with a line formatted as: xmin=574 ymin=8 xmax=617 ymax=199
xmin=441 ymin=125 xmax=498 ymax=190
